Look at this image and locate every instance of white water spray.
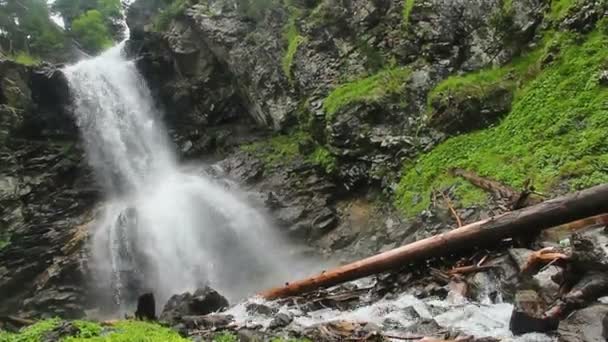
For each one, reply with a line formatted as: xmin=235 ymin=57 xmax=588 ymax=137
xmin=63 ymin=43 xmax=306 ymax=313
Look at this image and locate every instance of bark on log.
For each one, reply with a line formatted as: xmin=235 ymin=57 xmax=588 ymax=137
xmin=260 ymin=184 xmax=608 ymax=300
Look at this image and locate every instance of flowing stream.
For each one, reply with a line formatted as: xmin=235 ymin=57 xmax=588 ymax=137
xmin=63 ymin=43 xmax=306 ymax=313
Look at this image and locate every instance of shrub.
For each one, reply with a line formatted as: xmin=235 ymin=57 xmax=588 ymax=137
xmin=72 ymin=10 xmax=113 ymax=54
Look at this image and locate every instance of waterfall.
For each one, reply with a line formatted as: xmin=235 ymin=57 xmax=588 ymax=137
xmin=63 ymin=43 xmax=303 ymax=313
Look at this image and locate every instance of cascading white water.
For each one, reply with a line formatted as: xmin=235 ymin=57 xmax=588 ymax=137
xmin=63 ymin=43 xmax=308 ymax=313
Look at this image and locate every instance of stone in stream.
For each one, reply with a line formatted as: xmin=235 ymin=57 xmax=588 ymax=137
xmin=557 ymin=304 xmax=608 ymax=342
xmin=160 ymin=286 xmax=229 ymax=326
xmin=571 ymin=227 xmax=608 ymax=271
xmin=509 ymin=290 xmax=559 ymax=335
xmin=135 ymin=292 xmax=156 ymax=321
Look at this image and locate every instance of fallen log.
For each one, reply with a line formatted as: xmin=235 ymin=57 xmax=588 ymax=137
xmin=260 ymin=184 xmax=608 ymax=300
xmin=449 ymin=168 xmax=542 ymax=209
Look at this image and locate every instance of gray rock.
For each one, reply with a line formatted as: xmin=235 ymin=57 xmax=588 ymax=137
xmin=557 ymin=304 xmax=608 ymax=342
xmin=509 ymin=248 xmax=535 ymax=272
xmin=268 ymin=313 xmax=293 ymax=329
xmin=509 ymin=290 xmax=559 ymax=335
xmin=160 ymin=287 xmax=229 ymax=326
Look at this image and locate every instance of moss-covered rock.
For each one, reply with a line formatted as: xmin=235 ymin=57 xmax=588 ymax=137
xmin=396 ymin=29 xmax=608 ymax=217
xmin=323 ymin=67 xmax=411 ymax=120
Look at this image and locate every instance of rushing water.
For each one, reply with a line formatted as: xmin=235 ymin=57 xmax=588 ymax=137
xmin=63 ymin=43 xmax=308 ymax=313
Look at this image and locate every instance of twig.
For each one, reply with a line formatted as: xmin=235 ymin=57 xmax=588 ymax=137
xmin=447 ymin=265 xmax=495 ymax=275
xmin=382 ymin=334 xmax=424 ymax=341
xmin=440 ymin=191 xmax=463 ymax=227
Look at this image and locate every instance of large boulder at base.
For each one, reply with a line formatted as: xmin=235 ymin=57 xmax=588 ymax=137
xmin=509 ymin=290 xmax=558 ymax=335
xmin=160 ymin=287 xmax=229 ymax=325
xmin=557 ymin=304 xmax=608 ymax=342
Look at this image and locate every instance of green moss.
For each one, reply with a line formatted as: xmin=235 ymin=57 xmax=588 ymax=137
xmin=64 ymin=321 xmax=188 ymax=341
xmin=308 ymin=146 xmax=337 ymax=174
xmin=213 ymin=331 xmax=238 ymax=342
xmin=0 ymin=318 xmax=60 ymax=342
xmin=396 ymin=30 xmax=608 ymax=216
xmin=282 ymin=7 xmax=306 ymax=81
xmin=323 ymin=67 xmax=412 ymax=119
xmin=402 ymin=0 xmax=415 ymax=26
xmin=8 ymin=52 xmax=41 ymax=66
xmin=0 ymin=231 xmax=9 ymax=250
xmin=153 ymin=0 xmax=187 ymax=31
xmin=241 ymin=131 xmax=310 ymax=167
xmin=549 ymin=0 xmax=577 ymax=21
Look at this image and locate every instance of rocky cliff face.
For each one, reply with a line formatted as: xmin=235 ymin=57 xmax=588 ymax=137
xmin=1 ymin=0 xmax=607 ymax=320
xmin=122 ymin=0 xmax=554 ymax=258
xmin=0 ymin=60 xmax=99 ymax=318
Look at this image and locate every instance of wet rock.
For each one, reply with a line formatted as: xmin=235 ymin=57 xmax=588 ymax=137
xmin=180 ymin=314 xmax=233 ymax=330
xmin=571 ymin=227 xmax=608 ymax=271
xmin=599 ymin=70 xmax=608 ymax=86
xmin=533 ymin=266 xmax=562 ymax=304
xmin=42 ymin=321 xmax=79 ymax=342
xmin=246 ymin=303 xmax=275 ymax=316
xmin=237 ymin=329 xmax=267 ymax=342
xmin=428 ymin=84 xmax=514 ymax=135
xmin=160 ymin=287 xmax=229 ymax=326
xmin=404 ymin=318 xmax=443 ymax=336
xmin=509 ymin=290 xmax=558 ymax=335
xmin=268 ymin=313 xmax=293 ymax=329
xmin=557 ymin=304 xmax=608 ymax=342
xmin=563 ymin=271 xmax=608 ymax=309
xmin=508 ymin=248 xmax=535 ymax=272
xmin=135 ymin=292 xmax=156 ymax=321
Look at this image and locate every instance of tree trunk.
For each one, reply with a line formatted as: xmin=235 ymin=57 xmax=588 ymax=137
xmin=260 ymin=184 xmax=608 ymax=299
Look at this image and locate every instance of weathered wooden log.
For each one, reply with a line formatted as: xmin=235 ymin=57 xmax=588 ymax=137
xmin=260 ymin=183 xmax=608 ymax=300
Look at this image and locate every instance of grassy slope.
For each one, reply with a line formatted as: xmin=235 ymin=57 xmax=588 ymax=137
xmin=396 ymin=28 xmax=608 ymax=216
xmin=0 ymin=320 xmax=309 ymax=342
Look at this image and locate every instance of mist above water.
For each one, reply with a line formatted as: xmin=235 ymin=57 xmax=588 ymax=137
xmin=63 ymin=43 xmax=313 ymax=313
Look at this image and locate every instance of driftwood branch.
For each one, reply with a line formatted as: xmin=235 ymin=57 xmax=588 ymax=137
xmin=449 ymin=168 xmax=542 ymax=209
xmin=260 ymin=184 xmax=608 ymax=300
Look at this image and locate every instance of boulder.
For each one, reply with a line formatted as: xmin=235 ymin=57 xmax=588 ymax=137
xmin=160 ymin=287 xmax=229 ymax=326
xmin=571 ymin=227 xmax=608 ymax=271
xmin=135 ymin=293 xmax=156 ymax=321
xmin=557 ymin=304 xmax=608 ymax=342
xmin=509 ymin=290 xmax=558 ymax=335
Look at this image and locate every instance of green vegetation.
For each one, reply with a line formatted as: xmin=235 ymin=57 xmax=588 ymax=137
xmin=236 ymin=0 xmax=274 ymax=21
xmin=548 ymin=0 xmax=577 ymax=21
xmin=72 ymin=10 xmax=113 ymax=53
xmin=64 ymin=321 xmax=188 ymax=341
xmin=153 ymin=0 xmax=187 ymax=31
xmin=282 ymin=7 xmax=306 ymax=81
xmin=0 ymin=318 xmax=60 ymax=342
xmin=1 ymin=322 xmax=312 ymax=342
xmin=0 ymin=231 xmax=10 ymax=250
xmin=241 ymin=130 xmax=337 ymax=173
xmin=241 ymin=131 xmax=309 ymax=167
xmin=396 ymin=30 xmax=608 ymax=216
xmin=8 ymin=52 xmax=41 ymax=66
xmin=323 ymin=67 xmax=412 ymax=119
xmin=402 ymin=0 xmax=415 ymax=26
xmin=309 ymin=146 xmax=337 ymax=174
xmin=213 ymin=332 xmax=238 ymax=342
